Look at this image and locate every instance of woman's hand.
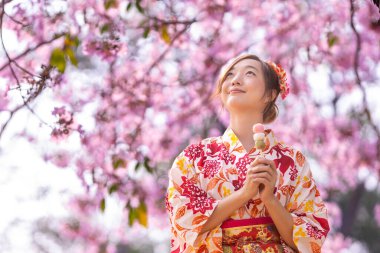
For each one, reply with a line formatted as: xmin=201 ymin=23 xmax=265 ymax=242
xmin=247 ymin=156 xmax=277 ymax=204
xmin=238 ymin=157 xmax=261 ymax=202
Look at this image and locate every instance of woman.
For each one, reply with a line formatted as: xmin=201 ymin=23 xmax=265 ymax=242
xmin=165 ymin=54 xmax=330 ymax=253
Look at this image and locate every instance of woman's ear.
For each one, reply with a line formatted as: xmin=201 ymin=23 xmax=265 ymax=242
xmin=270 ymin=90 xmax=277 ymax=102
xmin=265 ymin=90 xmax=277 ymax=103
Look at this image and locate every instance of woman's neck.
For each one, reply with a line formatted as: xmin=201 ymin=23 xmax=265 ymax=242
xmin=229 ymin=112 xmax=264 ymax=152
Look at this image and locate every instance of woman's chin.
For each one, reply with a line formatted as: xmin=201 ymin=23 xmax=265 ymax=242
xmin=225 ymin=100 xmax=251 ymax=111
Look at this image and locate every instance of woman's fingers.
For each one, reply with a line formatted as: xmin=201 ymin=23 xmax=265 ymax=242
xmin=247 ymin=171 xmax=272 ymax=181
xmin=250 ymin=172 xmax=272 ymax=181
xmin=250 ymin=157 xmax=277 ymax=172
xmin=251 ymin=177 xmax=270 ymax=185
xmin=245 ymin=158 xmax=277 ymax=197
xmin=246 ymin=173 xmax=272 ymax=189
xmin=266 ymin=159 xmax=277 ymax=172
xmin=250 ymin=157 xmax=263 ymax=167
xmin=247 ymin=165 xmax=274 ymax=177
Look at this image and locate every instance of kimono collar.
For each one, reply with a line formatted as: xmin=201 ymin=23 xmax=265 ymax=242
xmin=221 ymin=127 xmax=278 ymax=155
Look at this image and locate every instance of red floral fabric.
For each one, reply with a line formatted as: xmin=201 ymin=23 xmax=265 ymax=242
xmin=165 ymin=128 xmax=330 ymax=252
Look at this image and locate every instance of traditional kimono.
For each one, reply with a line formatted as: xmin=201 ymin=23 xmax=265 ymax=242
xmin=165 ymin=127 xmax=330 ymax=253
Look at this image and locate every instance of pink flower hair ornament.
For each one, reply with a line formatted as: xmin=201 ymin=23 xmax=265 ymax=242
xmin=266 ymin=61 xmax=290 ymax=100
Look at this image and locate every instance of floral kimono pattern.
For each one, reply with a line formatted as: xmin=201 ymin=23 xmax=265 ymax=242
xmin=165 ymin=127 xmax=330 ymax=253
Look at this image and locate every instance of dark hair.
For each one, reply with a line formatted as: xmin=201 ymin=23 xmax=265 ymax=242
xmin=211 ymin=53 xmax=281 ymax=124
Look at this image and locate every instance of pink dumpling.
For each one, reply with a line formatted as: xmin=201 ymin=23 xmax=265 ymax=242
xmin=252 ymin=123 xmax=265 ymax=133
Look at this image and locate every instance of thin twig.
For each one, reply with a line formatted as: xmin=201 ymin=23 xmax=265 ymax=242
xmin=145 ymin=23 xmax=194 ymax=74
xmin=0 ymin=33 xmax=65 ymax=72
xmin=349 ymin=0 xmax=380 ymax=158
xmin=128 ymin=24 xmax=193 ymax=151
xmin=4 ymin=11 xmax=28 ymax=27
xmin=0 ymin=2 xmax=53 ymax=140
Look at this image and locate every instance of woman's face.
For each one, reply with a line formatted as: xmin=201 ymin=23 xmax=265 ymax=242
xmin=221 ymin=58 xmax=268 ymax=113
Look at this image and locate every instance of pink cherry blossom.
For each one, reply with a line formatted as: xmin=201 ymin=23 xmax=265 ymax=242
xmin=0 ymin=0 xmax=379 ymax=250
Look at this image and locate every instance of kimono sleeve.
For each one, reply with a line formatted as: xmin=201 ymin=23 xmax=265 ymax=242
xmin=287 ymin=156 xmax=330 ymax=253
xmin=165 ymin=147 xmax=220 ymax=250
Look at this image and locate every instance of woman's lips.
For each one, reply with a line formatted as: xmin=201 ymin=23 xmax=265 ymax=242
xmin=229 ymin=90 xmax=245 ymax=94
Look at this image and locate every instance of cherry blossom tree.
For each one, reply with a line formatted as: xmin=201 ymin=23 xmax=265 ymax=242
xmin=1 ymin=0 xmax=380 ymax=252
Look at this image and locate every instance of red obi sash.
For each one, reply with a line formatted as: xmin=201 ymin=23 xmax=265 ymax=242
xmin=221 ymin=217 xmax=284 ymax=253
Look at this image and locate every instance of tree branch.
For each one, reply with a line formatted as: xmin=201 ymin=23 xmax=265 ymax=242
xmin=0 ymin=33 xmax=64 ymax=72
xmin=0 ymin=2 xmax=61 ymax=141
xmin=349 ymin=0 xmax=380 ymax=158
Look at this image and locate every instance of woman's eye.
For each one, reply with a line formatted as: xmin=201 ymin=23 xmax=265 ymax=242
xmin=247 ymin=71 xmax=255 ymax=75
xmin=226 ymin=72 xmax=234 ymax=78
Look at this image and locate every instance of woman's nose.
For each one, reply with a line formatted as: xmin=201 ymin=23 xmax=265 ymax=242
xmin=231 ymin=74 xmax=241 ymax=85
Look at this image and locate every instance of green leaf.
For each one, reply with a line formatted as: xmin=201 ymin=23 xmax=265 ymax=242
xmin=62 ymin=35 xmax=79 ymax=67
xmin=108 ymin=183 xmax=119 ymax=194
xmin=72 ymin=36 xmax=80 ymax=48
xmin=100 ymin=198 xmax=106 ymax=213
xmin=160 ymin=25 xmax=171 ymax=44
xmin=128 ymin=206 xmax=137 ymax=226
xmin=128 ymin=202 xmax=148 ymax=227
xmin=143 ymin=157 xmax=154 ymax=174
xmin=126 ymin=2 xmax=133 ymax=11
xmin=64 ymin=35 xmax=80 ymax=48
xmin=66 ymin=48 xmax=78 ymax=66
xmin=100 ymin=24 xmax=110 ymax=34
xmin=50 ymin=48 xmax=66 ymax=73
xmin=136 ymin=202 xmax=148 ymax=227
xmin=112 ymin=155 xmax=126 ymax=170
xmin=134 ymin=161 xmax=140 ymax=171
xmin=327 ymin=32 xmax=339 ymax=48
xmin=135 ymin=0 xmax=144 ymax=13
xmin=143 ymin=27 xmax=150 ymax=38
xmin=105 ymin=0 xmax=117 ymax=10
